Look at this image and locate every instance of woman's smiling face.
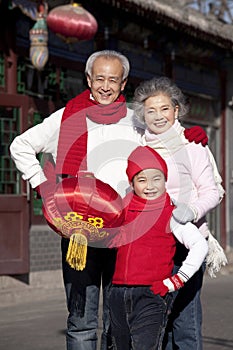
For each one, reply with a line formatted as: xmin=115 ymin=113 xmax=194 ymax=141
xmin=144 ymin=94 xmax=179 ymax=134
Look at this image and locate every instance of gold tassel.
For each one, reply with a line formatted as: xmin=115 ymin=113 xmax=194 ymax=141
xmin=66 ymin=232 xmax=88 ymax=271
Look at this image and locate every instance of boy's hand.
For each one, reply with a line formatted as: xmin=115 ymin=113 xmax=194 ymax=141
xmin=150 ymin=281 xmax=168 ymax=296
xmin=151 ymin=274 xmax=184 ymax=296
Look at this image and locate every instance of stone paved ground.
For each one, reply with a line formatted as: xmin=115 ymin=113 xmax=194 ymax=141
xmin=0 ymin=250 xmax=232 ymax=350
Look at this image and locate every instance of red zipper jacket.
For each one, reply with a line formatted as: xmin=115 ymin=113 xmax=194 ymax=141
xmin=112 ymin=192 xmax=176 ymax=285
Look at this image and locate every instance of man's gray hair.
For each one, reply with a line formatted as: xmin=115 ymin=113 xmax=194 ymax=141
xmin=85 ymin=50 xmax=130 ymax=81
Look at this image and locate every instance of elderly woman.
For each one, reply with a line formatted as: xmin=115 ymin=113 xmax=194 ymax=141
xmin=132 ymin=76 xmax=225 ymax=350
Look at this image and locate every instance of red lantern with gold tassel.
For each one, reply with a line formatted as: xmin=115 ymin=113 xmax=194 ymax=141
xmin=41 ymin=170 xmax=124 ymax=271
xmin=46 ymin=2 xmax=98 ymax=42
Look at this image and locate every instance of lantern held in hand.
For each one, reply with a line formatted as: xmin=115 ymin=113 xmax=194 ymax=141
xmin=42 ymin=171 xmax=124 ymax=271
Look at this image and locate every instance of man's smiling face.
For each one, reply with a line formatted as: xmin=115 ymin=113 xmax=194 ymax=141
xmin=87 ymin=56 xmax=127 ymax=105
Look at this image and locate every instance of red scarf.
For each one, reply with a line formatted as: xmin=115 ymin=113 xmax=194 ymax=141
xmin=117 ymin=192 xmax=174 ymax=245
xmin=55 ymin=89 xmax=127 ymax=176
xmin=124 ymin=191 xmax=171 ymax=212
xmin=125 ymin=193 xmax=174 ymax=237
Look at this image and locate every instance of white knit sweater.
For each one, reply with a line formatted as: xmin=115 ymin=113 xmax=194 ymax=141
xmin=142 ymin=120 xmax=222 ymax=238
xmin=10 ymin=107 xmax=141 ymax=197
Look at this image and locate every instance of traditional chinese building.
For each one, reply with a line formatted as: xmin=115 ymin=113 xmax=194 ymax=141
xmin=1 ymin=0 xmax=233 ymax=277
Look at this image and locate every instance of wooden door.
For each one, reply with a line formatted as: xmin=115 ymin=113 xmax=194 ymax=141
xmin=0 ymin=93 xmax=30 ymax=274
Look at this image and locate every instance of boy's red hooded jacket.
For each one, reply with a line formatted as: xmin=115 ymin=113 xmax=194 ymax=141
xmin=112 ymin=192 xmax=176 ymax=285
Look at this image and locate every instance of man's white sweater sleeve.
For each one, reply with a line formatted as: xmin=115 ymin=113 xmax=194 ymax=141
xmin=10 ymin=109 xmax=63 ymax=188
xmin=170 ymin=217 xmax=208 ymax=282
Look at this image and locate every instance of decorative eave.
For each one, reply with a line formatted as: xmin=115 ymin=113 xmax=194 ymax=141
xmin=9 ymin=0 xmax=233 ymax=51
xmin=101 ymin=0 xmax=233 ymax=51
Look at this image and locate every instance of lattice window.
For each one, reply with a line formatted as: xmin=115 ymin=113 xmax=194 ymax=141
xmin=17 ymin=57 xmax=68 ymax=102
xmin=17 ymin=59 xmax=26 ymax=94
xmin=0 ymin=107 xmax=20 ymax=194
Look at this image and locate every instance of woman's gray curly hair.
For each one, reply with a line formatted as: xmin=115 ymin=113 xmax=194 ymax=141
xmin=132 ymin=76 xmax=189 ymax=124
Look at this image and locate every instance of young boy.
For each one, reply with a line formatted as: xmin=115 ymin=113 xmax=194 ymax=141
xmin=109 ymin=146 xmax=208 ymax=350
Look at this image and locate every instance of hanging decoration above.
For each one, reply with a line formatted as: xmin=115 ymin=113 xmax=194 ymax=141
xmin=29 ymin=2 xmax=49 ymax=70
xmin=46 ymin=2 xmax=98 ymax=42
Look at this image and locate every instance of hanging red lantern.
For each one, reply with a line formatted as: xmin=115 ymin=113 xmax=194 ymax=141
xmin=41 ymin=170 xmax=124 ymax=271
xmin=46 ymin=2 xmax=98 ymax=42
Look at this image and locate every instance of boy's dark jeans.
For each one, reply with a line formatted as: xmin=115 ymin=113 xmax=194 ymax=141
xmin=109 ymin=285 xmax=173 ymax=350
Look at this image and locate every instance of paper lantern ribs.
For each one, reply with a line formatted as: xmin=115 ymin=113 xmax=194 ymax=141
xmin=42 ymin=172 xmax=124 ymax=270
xmin=46 ymin=3 xmax=98 ymax=42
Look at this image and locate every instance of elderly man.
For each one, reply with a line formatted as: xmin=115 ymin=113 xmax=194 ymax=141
xmin=10 ymin=50 xmax=142 ymax=350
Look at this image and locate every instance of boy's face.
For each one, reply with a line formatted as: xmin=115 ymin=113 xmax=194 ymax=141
xmin=132 ymin=168 xmax=166 ymax=200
